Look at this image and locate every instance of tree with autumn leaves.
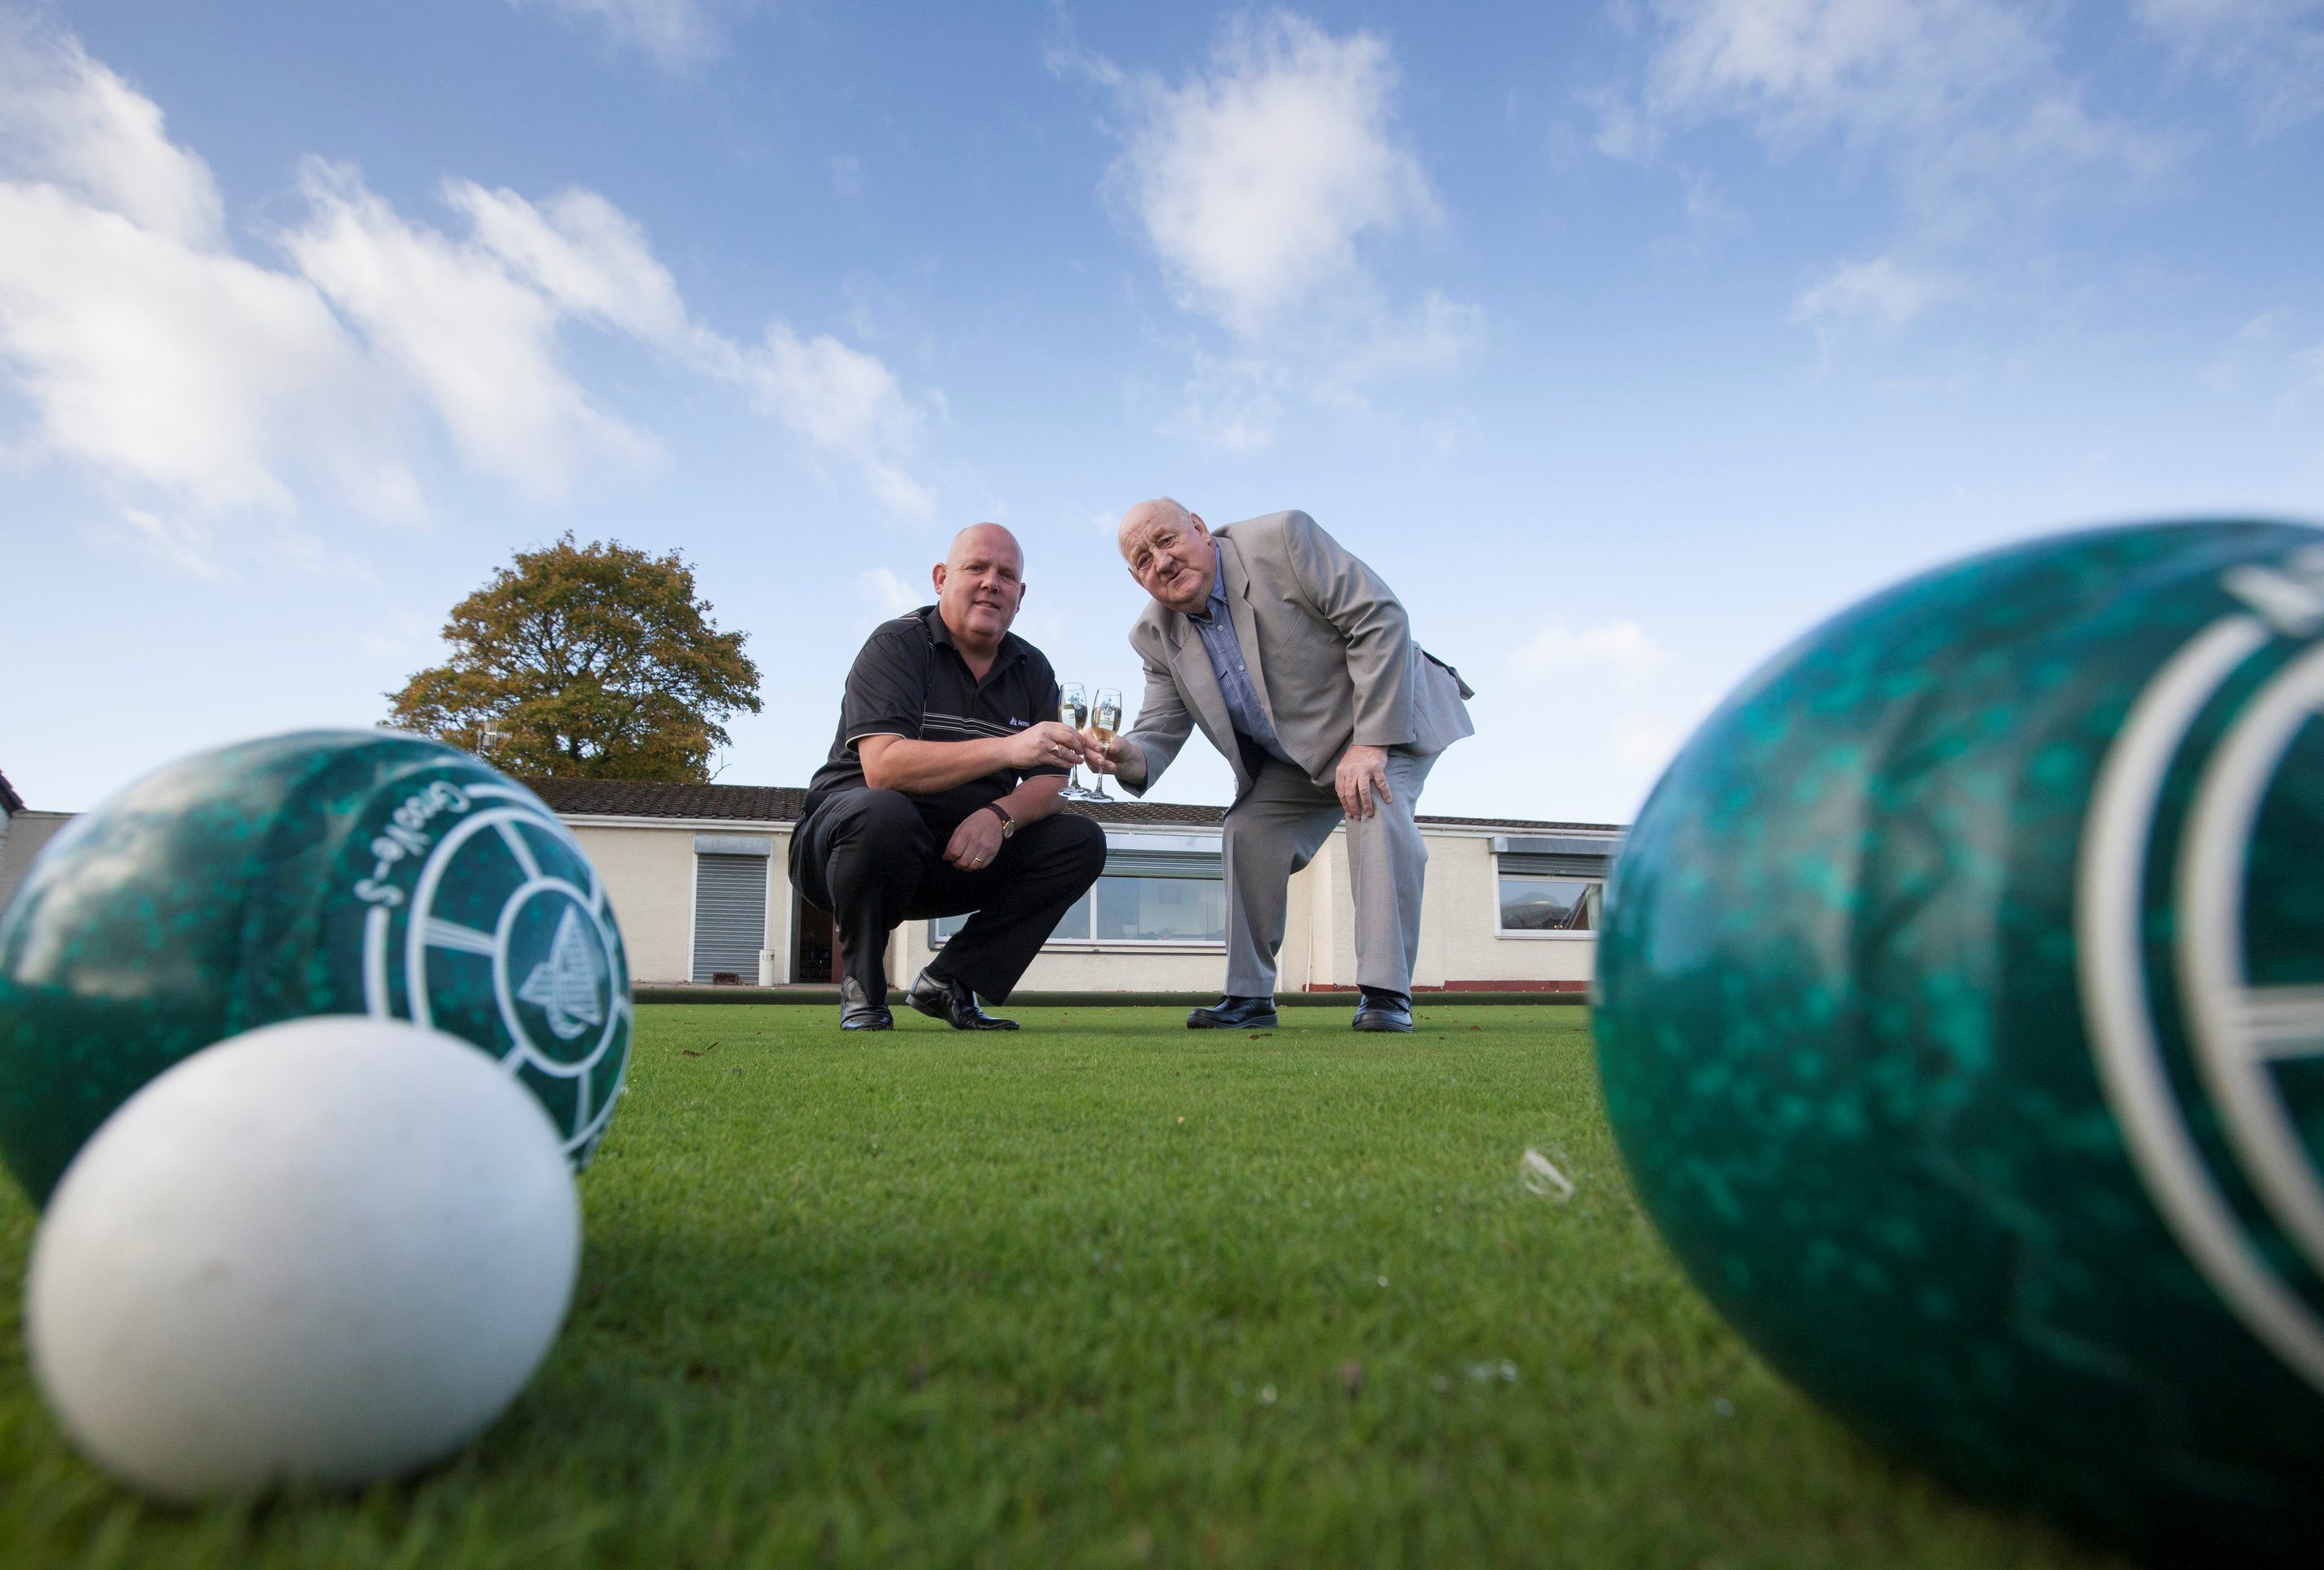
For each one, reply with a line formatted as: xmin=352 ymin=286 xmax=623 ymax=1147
xmin=388 ymin=536 xmax=761 ymax=782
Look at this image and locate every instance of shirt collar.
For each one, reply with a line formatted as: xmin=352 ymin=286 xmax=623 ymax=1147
xmin=924 ymin=603 xmax=1022 ymax=674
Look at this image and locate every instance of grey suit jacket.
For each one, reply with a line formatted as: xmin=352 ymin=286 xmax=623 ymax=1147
xmin=1116 ymin=510 xmax=1475 ymax=801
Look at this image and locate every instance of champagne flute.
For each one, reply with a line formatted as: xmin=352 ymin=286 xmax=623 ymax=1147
xmin=1086 ymin=687 xmax=1123 ymax=800
xmin=1058 ymin=682 xmax=1092 ymax=798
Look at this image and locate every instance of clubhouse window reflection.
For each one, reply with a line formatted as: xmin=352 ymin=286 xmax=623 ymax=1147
xmin=1497 ymin=874 xmax=1601 ymax=933
xmin=931 ymin=871 xmax=1225 ymax=946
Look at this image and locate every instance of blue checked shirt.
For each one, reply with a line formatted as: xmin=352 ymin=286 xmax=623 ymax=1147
xmin=1188 ymin=546 xmax=1295 ymax=766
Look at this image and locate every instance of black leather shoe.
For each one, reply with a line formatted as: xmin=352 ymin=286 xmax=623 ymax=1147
xmin=1188 ymin=995 xmax=1278 ymax=1030
xmin=906 ymin=969 xmax=1019 ymax=1030
xmin=1351 ymin=991 xmax=1412 ymax=1033
xmin=839 ymin=976 xmax=891 ymax=1031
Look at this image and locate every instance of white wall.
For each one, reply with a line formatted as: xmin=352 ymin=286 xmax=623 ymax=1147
xmin=0 ymin=810 xmax=77 ymax=918
xmin=1406 ymin=832 xmax=1597 ymax=991
xmin=558 ymin=812 xmax=1602 ymax=993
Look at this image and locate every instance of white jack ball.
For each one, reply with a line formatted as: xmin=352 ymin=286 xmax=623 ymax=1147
xmin=24 ymin=1016 xmax=581 ymax=1501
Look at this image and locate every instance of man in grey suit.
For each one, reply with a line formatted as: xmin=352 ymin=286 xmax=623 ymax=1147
xmin=1086 ymin=499 xmax=1474 ymax=1032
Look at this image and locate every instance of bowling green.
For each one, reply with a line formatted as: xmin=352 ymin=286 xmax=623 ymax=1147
xmin=0 ymin=1004 xmax=2124 ymax=1570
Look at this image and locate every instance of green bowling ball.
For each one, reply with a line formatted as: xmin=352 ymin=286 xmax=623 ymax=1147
xmin=0 ymin=731 xmax=632 ymax=1206
xmin=1596 ymin=520 xmax=2324 ymax=1563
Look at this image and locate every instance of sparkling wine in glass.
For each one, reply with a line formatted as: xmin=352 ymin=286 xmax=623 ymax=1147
xmin=1058 ymin=682 xmax=1091 ymax=798
xmin=1087 ymin=687 xmax=1123 ymax=799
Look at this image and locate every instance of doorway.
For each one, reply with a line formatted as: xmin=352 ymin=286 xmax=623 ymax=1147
xmin=792 ymin=892 xmax=839 ymax=983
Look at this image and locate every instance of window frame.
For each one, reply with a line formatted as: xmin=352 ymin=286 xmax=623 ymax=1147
xmin=1493 ymin=870 xmax=1605 ymax=939
xmin=1492 ymin=834 xmax=1620 ymax=940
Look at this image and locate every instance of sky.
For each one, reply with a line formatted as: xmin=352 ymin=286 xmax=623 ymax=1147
xmin=2 ymin=0 xmax=2321 ymax=821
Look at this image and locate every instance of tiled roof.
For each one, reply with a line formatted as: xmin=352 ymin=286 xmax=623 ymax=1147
xmin=0 ymin=771 xmax=21 ymax=815
xmin=526 ymin=780 xmax=808 ymax=821
xmin=522 ymin=776 xmax=1620 ymax=834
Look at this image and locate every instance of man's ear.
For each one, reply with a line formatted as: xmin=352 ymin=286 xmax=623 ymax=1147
xmin=1189 ymin=514 xmax=1209 ymax=538
xmin=931 ymin=561 xmax=948 ymax=596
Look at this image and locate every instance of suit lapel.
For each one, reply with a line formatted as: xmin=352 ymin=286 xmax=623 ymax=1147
xmin=1215 ymin=533 xmax=1278 ymax=735
xmin=1162 ymin=612 xmax=1237 ymax=763
xmin=1149 ymin=589 xmax=1243 ymax=789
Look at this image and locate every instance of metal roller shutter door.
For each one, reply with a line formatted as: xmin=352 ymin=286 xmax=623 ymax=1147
xmin=691 ymin=854 xmax=767 ymax=983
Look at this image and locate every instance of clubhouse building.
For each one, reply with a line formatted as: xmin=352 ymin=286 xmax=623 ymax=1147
xmin=0 ymin=772 xmax=1622 ymax=995
xmin=528 ymin=780 xmax=1621 ymax=995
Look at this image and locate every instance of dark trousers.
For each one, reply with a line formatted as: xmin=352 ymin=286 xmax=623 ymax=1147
xmin=789 ymin=789 xmax=1106 ymax=1003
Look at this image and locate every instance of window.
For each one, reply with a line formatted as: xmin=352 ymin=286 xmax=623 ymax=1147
xmin=1095 ymin=874 xmax=1225 ymax=942
xmin=932 ymin=831 xmax=1224 ymax=946
xmin=1494 ymin=834 xmax=1620 ymax=936
xmin=1498 ymin=874 xmax=1601 ymax=932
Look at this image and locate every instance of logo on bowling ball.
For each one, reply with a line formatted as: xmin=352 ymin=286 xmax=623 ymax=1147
xmin=349 ymin=777 xmax=629 ymax=1164
xmin=2082 ymin=546 xmax=2324 ymax=1394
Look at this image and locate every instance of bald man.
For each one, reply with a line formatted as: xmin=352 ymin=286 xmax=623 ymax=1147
xmin=792 ymin=524 xmax=1106 ymax=1030
xmin=1089 ymin=501 xmax=1474 ymax=1033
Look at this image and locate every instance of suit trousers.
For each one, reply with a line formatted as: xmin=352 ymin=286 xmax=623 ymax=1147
xmin=1222 ymin=748 xmax=1438 ymax=998
xmin=789 ymin=789 xmax=1106 ymax=1004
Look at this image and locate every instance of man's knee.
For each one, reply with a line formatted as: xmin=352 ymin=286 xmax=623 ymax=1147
xmin=1056 ymin=812 xmax=1106 ymax=878
xmin=824 ymin=788 xmax=926 ymax=853
xmin=1224 ymin=816 xmax=1302 ymax=884
xmin=1016 ymin=810 xmax=1105 ymax=888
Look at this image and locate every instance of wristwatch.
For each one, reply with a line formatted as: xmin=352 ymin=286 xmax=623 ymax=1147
xmin=980 ymin=802 xmax=1017 ymax=839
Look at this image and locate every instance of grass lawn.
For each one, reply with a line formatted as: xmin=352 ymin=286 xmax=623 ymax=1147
xmin=0 ymin=1003 xmax=2122 ymax=1569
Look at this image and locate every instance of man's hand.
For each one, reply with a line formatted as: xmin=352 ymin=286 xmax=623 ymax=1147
xmin=1335 ymin=744 xmax=1393 ymax=820
xmin=1083 ymin=733 xmax=1147 ymax=788
xmin=945 ymin=806 xmax=1006 ymax=870
xmin=1004 ymin=721 xmax=1090 ymax=772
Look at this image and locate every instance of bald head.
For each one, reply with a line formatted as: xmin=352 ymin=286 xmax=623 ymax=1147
xmin=1118 ymin=496 xmax=1215 ymax=616
xmin=932 ymin=521 xmax=1026 ymax=656
xmin=948 ymin=522 xmax=1022 ymax=576
xmin=1117 ymin=498 xmax=1191 ymax=558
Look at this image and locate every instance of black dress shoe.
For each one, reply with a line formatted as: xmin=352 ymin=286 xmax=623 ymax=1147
xmin=906 ymin=969 xmax=1019 ymax=1030
xmin=1188 ymin=995 xmax=1278 ymax=1030
xmin=1351 ymin=990 xmax=1412 ymax=1033
xmin=839 ymin=976 xmax=892 ymax=1031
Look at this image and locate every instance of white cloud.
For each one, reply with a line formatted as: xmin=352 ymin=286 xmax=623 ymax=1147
xmin=2138 ymin=0 xmax=2324 ymax=134
xmin=2198 ymin=308 xmax=2296 ymax=393
xmin=0 ymin=26 xmax=416 ymax=554
xmin=1635 ymin=0 xmax=2051 ymax=149
xmin=0 ymin=180 xmax=415 ymax=518
xmin=444 ymin=181 xmax=935 ymax=513
xmin=1612 ymin=711 xmax=1691 ymax=776
xmin=1325 ymin=289 xmax=1484 ymax=388
xmin=856 ymin=566 xmax=923 ymax=618
xmin=1792 ymin=254 xmax=1949 ymax=330
xmin=511 ymin=0 xmax=720 ymax=70
xmin=1515 ymin=618 xmax=1678 ymax=681
xmin=1107 ymin=12 xmax=1438 ymax=336
xmin=2299 ymin=336 xmax=2324 ymax=392
xmin=1078 ymin=11 xmax=1476 ymax=449
xmin=0 ymin=16 xmax=221 ymax=245
xmin=1164 ymin=354 xmax=1283 ymax=453
xmin=828 ymin=155 xmax=862 ymax=198
xmin=747 ymin=325 xmax=934 ymax=518
xmin=115 ymin=506 xmax=226 ymax=580
xmin=283 ymin=161 xmax=657 ymax=500
xmin=1600 ymin=0 xmax=2179 ymax=324
xmin=0 ymin=20 xmax=939 ymax=560
xmin=451 ymin=181 xmax=708 ymax=358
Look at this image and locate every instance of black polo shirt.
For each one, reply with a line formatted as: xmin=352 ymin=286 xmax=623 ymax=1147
xmin=802 ymin=605 xmax=1068 ymax=823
